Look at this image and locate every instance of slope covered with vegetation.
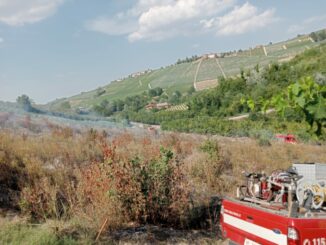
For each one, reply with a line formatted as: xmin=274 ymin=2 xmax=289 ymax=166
xmin=124 ymin=43 xmax=326 ymax=141
xmin=11 ymin=30 xmax=324 ymax=141
xmin=45 ymin=33 xmax=322 ymax=112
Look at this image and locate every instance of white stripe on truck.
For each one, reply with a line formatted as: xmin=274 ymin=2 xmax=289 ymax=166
xmin=224 ymin=213 xmax=287 ymax=245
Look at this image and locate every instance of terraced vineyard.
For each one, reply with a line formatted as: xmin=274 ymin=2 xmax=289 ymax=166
xmin=195 ymin=58 xmax=222 ymax=82
xmin=195 ymin=79 xmax=219 ymax=91
xmin=166 ymin=103 xmax=189 ymax=111
xmin=46 ymin=33 xmax=322 ymax=110
xmin=236 ymin=46 xmax=265 ymax=57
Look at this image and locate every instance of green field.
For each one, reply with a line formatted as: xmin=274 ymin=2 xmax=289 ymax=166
xmin=46 ymin=34 xmax=321 ymax=110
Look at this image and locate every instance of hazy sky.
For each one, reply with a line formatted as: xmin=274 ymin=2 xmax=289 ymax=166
xmin=0 ymin=0 xmax=325 ymax=104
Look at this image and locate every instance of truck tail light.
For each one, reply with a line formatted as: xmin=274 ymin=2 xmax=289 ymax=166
xmin=287 ymin=227 xmax=300 ymax=245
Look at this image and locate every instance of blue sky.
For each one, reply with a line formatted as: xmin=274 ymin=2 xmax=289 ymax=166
xmin=0 ymin=0 xmax=325 ymax=104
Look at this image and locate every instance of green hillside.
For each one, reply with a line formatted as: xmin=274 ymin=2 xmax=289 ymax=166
xmin=46 ymin=32 xmax=324 ymax=112
xmin=127 ymin=42 xmax=326 ymax=140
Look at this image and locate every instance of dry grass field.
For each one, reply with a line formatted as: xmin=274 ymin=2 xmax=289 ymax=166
xmin=0 ymin=123 xmax=325 ymax=243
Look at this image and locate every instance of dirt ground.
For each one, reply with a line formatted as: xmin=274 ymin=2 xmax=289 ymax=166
xmin=100 ymin=225 xmax=225 ymax=244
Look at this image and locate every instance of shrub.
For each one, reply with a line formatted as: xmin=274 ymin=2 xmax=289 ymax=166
xmin=99 ymin=143 xmax=190 ymax=226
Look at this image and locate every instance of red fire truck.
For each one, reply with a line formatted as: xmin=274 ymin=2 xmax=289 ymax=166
xmin=220 ymin=163 xmax=326 ymax=244
xmin=275 ymin=134 xmax=297 ymax=144
xmin=220 ymin=198 xmax=326 ymax=245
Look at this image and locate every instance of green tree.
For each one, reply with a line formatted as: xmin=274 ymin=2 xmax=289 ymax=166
xmin=95 ymin=88 xmax=106 ymax=97
xmin=148 ymin=88 xmax=157 ymax=97
xmin=148 ymin=87 xmax=163 ymax=97
xmin=154 ymin=87 xmax=163 ymax=96
xmin=269 ymin=77 xmax=325 ymax=137
xmin=16 ymin=94 xmax=33 ymax=112
xmin=169 ymin=90 xmax=182 ymax=104
xmin=187 ymin=86 xmax=195 ymax=95
xmin=310 ymin=32 xmax=318 ymax=42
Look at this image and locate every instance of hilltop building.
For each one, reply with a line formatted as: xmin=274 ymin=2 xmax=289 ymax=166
xmin=145 ymin=102 xmax=171 ymax=110
xmin=202 ymin=53 xmax=220 ymax=59
xmin=130 ymin=69 xmax=153 ymax=78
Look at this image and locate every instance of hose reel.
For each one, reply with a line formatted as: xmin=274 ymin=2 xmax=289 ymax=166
xmin=296 ymin=179 xmax=326 ymax=210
